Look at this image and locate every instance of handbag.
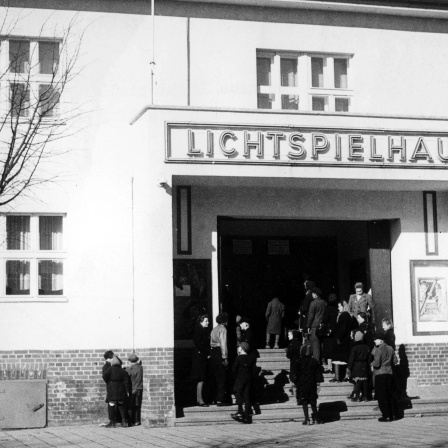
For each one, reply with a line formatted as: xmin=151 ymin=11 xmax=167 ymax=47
xmin=316 ymin=323 xmax=331 ymax=338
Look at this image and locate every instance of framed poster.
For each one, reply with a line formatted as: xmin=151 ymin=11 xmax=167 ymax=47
xmin=410 ymin=260 xmax=448 ymax=335
xmin=173 ymin=259 xmax=212 ymax=340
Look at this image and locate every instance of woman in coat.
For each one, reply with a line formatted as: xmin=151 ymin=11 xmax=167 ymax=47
xmin=191 ymin=314 xmax=211 ymax=406
xmin=321 ymin=293 xmax=339 ymax=373
xmin=293 ymin=344 xmax=324 ymax=425
xmin=102 ymin=356 xmax=131 ymax=427
xmin=265 ymin=297 xmax=285 ymax=349
xmin=330 ymin=302 xmax=353 ymax=382
xmin=347 ymin=331 xmax=371 ymax=401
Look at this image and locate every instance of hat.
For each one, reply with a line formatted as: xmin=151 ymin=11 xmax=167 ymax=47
xmin=128 ymin=354 xmax=139 ymax=363
xmin=240 ymin=342 xmax=250 ymax=353
xmin=354 ymin=331 xmax=364 ymax=342
xmin=312 ymin=287 xmax=323 ymax=297
xmin=373 ymin=333 xmax=384 ymax=341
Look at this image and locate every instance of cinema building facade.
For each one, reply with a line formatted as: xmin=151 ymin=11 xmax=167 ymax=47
xmin=1 ymin=0 xmax=448 ymax=427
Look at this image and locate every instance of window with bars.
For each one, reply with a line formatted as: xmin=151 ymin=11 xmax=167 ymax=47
xmin=5 ymin=38 xmax=61 ymax=118
xmin=0 ymin=215 xmax=65 ymax=300
xmin=257 ymin=51 xmax=353 ymax=112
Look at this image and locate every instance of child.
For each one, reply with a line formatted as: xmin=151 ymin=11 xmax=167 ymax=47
xmin=371 ymin=333 xmax=398 ymax=422
xmin=347 ymin=331 xmax=371 ymax=402
xmin=127 ymin=354 xmax=143 ymax=426
xmin=286 ymin=329 xmax=302 ymax=400
xmin=293 ymin=342 xmax=324 ymax=425
xmin=382 ymin=318 xmax=396 ymax=350
xmin=265 ymin=297 xmax=285 ymax=349
xmin=231 ymin=342 xmax=257 ymax=424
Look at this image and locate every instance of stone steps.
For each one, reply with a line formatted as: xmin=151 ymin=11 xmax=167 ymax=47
xmin=176 ymin=398 xmax=448 ymax=426
xmin=175 ymin=348 xmax=448 ymax=426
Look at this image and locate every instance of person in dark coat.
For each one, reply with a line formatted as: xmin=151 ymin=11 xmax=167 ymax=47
xmin=286 ymin=329 xmax=302 ymax=402
xmin=330 ymin=302 xmax=353 ymax=382
xmin=191 ymin=314 xmax=211 ymax=406
xmin=297 ymin=280 xmax=315 ymax=331
xmin=265 ymin=297 xmax=285 ymax=349
xmin=103 ymin=356 xmax=131 ymax=428
xmin=307 ymin=287 xmax=326 ymax=363
xmin=321 ymin=293 xmax=339 ymax=373
xmin=371 ymin=333 xmax=399 ymax=422
xmin=231 ymin=342 xmax=257 ymax=424
xmin=293 ymin=344 xmax=324 ymax=425
xmin=382 ymin=318 xmax=396 ymax=350
xmin=239 ymin=317 xmax=255 ymax=348
xmin=102 ymin=350 xmax=123 ymax=426
xmin=127 ymin=353 xmax=143 ymax=426
xmin=357 ymin=312 xmax=375 ymax=350
xmin=347 ymin=331 xmax=371 ymax=402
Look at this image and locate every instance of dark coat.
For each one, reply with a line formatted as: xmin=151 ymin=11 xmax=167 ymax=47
xmin=307 ymin=297 xmax=326 ymax=330
xmin=347 ymin=341 xmax=371 ymax=379
xmin=293 ymin=355 xmax=324 ymax=401
xmin=333 ymin=311 xmax=353 ymax=363
xmin=232 ymin=352 xmax=257 ymax=392
xmin=321 ymin=304 xmax=338 ymax=359
xmin=191 ymin=324 xmax=211 ymax=381
xmin=286 ymin=340 xmax=302 ymax=383
xmin=103 ymin=364 xmax=131 ymax=403
xmin=359 ymin=321 xmax=375 ymax=350
xmin=298 ymin=290 xmax=313 ymax=330
xmin=383 ymin=328 xmax=396 ymax=351
xmin=240 ymin=327 xmax=255 ymax=348
xmin=265 ymin=298 xmax=285 ymax=334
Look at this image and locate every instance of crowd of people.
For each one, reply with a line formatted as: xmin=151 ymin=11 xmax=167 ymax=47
xmin=101 ymin=350 xmax=144 ymax=428
xmin=191 ymin=281 xmax=400 ymax=425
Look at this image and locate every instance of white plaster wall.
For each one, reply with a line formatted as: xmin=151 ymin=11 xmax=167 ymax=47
xmin=0 ymin=8 xmax=177 ymax=350
xmin=189 ymin=16 xmax=448 ymax=115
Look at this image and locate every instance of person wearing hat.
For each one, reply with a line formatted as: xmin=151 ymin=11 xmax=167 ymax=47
xmin=371 ymin=333 xmax=398 ymax=422
xmin=347 ymin=331 xmax=371 ymax=402
xmin=127 ymin=353 xmax=143 ymax=426
xmin=231 ymin=342 xmax=256 ymax=424
xmin=239 ymin=317 xmax=254 ymax=347
xmin=306 ymin=287 xmax=326 ymax=363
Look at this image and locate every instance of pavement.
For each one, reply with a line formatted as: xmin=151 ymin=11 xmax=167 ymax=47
xmin=1 ymin=417 xmax=448 ymax=448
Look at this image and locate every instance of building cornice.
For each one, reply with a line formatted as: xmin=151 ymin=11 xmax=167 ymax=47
xmin=130 ymin=104 xmax=448 ymax=126
xmin=174 ymin=0 xmax=448 ymax=19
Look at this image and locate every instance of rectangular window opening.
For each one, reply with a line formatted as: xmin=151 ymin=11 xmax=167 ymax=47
xmin=281 ymin=94 xmax=299 ymax=110
xmin=312 ymin=96 xmax=326 ymax=111
xmin=257 ymin=57 xmax=271 ymax=86
xmin=9 ymin=40 xmax=30 ymax=74
xmin=311 ymin=57 xmax=324 ymax=88
xmin=334 ymin=58 xmax=348 ymax=89
xmin=39 ymin=41 xmax=60 ymax=75
xmin=335 ymin=97 xmax=349 ymax=112
xmin=281 ymin=58 xmax=297 ymax=87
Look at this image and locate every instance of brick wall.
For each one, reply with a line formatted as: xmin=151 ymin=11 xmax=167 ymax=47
xmin=0 ymin=347 xmax=175 ymax=427
xmin=403 ymin=343 xmax=448 ymax=386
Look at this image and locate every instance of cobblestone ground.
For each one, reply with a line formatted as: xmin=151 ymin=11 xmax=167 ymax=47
xmin=0 ymin=417 xmax=448 ymax=448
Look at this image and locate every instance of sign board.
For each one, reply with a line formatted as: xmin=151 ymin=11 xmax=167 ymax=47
xmin=166 ymin=122 xmax=448 ymax=168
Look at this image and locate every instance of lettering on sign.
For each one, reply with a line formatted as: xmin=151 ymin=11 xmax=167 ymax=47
xmin=166 ymin=123 xmax=448 ymax=168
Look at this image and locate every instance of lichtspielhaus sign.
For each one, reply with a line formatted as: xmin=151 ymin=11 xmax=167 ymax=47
xmin=166 ymin=122 xmax=448 ymax=168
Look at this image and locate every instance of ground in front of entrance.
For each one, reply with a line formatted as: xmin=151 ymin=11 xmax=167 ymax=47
xmin=0 ymin=416 xmax=447 ymax=448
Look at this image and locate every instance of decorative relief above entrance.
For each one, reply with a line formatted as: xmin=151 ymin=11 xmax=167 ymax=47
xmin=166 ymin=122 xmax=448 ymax=168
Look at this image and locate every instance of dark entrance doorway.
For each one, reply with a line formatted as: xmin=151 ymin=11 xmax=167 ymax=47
xmin=218 ymin=218 xmax=393 ymax=349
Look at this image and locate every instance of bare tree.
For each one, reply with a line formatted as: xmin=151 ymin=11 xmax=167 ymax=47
xmin=0 ymin=10 xmax=83 ymax=207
